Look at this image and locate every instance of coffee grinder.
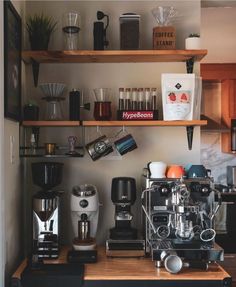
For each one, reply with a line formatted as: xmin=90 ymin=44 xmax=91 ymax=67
xmin=32 ymin=162 xmax=64 ymax=259
xmin=70 ymin=184 xmax=99 ymax=251
xmin=106 ymin=177 xmax=145 ymax=257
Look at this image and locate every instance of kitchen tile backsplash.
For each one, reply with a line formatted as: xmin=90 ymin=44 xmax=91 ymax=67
xmin=201 ymin=132 xmax=236 ymax=184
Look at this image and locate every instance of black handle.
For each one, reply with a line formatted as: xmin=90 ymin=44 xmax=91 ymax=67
xmin=187 ymin=261 xmax=208 ymax=270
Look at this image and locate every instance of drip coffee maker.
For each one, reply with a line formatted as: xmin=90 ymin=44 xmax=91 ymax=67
xmin=71 ymin=184 xmax=99 ymax=250
xmin=106 ymin=177 xmax=145 ymax=257
xmin=32 ymin=162 xmax=64 ymax=259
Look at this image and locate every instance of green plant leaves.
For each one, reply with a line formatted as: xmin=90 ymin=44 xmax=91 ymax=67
xmin=26 ymin=13 xmax=57 ymax=50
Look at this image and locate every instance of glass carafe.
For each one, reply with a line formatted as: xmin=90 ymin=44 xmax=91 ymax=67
xmin=45 ymin=98 xmax=64 ymax=120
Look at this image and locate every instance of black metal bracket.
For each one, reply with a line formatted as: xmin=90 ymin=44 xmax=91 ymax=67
xmin=32 ymin=59 xmax=40 ymax=87
xmin=186 ymin=57 xmax=195 ymax=73
xmin=186 ymin=126 xmax=194 ymax=150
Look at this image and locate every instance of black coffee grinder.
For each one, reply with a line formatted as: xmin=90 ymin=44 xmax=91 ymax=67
xmin=106 ymin=177 xmax=145 ymax=257
xmin=93 ymin=11 xmax=109 ymax=50
xmin=110 ymin=177 xmax=137 ymax=240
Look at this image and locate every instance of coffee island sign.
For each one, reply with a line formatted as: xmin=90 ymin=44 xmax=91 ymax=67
xmin=153 ymin=26 xmax=176 ymax=50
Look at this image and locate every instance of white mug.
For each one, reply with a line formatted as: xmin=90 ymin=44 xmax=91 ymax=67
xmin=148 ymin=161 xmax=167 ymax=178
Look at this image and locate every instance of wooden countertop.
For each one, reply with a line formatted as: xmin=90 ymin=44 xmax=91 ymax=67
xmin=12 ymin=246 xmax=230 ymax=282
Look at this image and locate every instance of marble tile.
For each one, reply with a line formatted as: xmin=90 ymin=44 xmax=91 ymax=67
xmin=201 ymin=132 xmax=236 ymax=184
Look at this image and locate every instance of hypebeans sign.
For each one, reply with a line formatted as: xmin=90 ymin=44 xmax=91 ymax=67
xmin=119 ymin=111 xmax=158 ymax=120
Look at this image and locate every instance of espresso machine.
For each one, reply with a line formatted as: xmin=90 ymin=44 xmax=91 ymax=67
xmin=106 ymin=177 xmax=145 ymax=257
xmin=141 ymin=168 xmax=224 ymax=273
xmin=32 ymin=162 xmax=64 ymax=259
xmin=70 ymin=184 xmax=99 ymax=251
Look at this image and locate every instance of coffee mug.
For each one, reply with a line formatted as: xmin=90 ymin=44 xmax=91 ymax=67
xmin=86 ymin=135 xmax=113 ymax=161
xmin=114 ymin=134 xmax=137 ymax=155
xmin=148 ymin=161 xmax=167 ymax=178
xmin=187 ymin=165 xmax=207 ymax=178
xmin=166 ymin=165 xmax=185 ymax=178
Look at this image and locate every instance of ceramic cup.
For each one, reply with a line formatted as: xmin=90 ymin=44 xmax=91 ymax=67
xmin=86 ymin=135 xmax=113 ymax=161
xmin=166 ymin=165 xmax=185 ymax=178
xmin=187 ymin=165 xmax=207 ymax=178
xmin=114 ymin=134 xmax=137 ymax=156
xmin=148 ymin=161 xmax=167 ymax=178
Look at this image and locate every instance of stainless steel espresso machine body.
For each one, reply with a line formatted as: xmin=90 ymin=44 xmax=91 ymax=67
xmin=32 ymin=162 xmax=64 ymax=259
xmin=141 ymin=172 xmax=224 ymax=273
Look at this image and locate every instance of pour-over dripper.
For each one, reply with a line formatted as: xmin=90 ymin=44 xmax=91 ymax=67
xmin=39 ymin=83 xmax=66 ymax=97
xmin=151 ymin=6 xmax=177 ymax=26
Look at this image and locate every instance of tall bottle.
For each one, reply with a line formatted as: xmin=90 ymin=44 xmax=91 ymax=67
xmin=151 ymin=88 xmax=158 ymax=110
xmin=118 ymin=88 xmax=125 ymax=110
xmin=131 ymin=88 xmax=138 ymax=110
xmin=144 ymin=88 xmax=150 ymax=110
xmin=125 ymin=88 xmax=132 ymax=110
xmin=138 ymin=88 xmax=144 ymax=110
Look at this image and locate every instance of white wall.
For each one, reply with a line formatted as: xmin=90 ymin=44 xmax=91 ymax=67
xmin=24 ymin=1 xmax=201 ymax=246
xmin=201 ymin=7 xmax=236 ymax=63
xmin=4 ymin=1 xmax=25 ymax=286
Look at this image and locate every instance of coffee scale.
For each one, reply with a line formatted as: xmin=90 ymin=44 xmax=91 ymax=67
xmin=106 ymin=177 xmax=145 ymax=257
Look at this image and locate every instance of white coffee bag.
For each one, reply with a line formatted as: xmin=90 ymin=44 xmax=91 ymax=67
xmin=161 ymin=73 xmax=201 ymax=121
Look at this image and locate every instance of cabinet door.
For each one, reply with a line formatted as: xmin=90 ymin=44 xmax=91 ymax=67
xmin=221 ymin=79 xmax=236 ymax=126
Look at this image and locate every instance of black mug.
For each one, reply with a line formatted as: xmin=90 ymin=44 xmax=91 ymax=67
xmin=86 ymin=135 xmax=113 ymax=161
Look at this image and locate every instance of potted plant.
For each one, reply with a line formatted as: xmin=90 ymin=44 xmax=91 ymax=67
xmin=26 ymin=13 xmax=57 ymax=50
xmin=185 ymin=33 xmax=201 ymax=50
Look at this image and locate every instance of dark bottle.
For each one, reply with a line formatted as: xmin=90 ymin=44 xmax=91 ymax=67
xmin=231 ymin=119 xmax=236 ymax=152
xmin=69 ymin=89 xmax=80 ymax=120
xmin=118 ymin=88 xmax=125 ymax=110
xmin=125 ymin=88 xmax=132 ymax=110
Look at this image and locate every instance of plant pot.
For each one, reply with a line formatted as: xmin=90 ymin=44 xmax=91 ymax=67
xmin=29 ymin=34 xmax=50 ymax=50
xmin=23 ymin=104 xmax=39 ymax=120
xmin=185 ymin=37 xmax=201 ymax=50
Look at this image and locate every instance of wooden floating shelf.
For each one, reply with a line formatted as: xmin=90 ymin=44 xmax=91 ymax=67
xmin=83 ymin=120 xmax=207 ymax=127
xmin=21 ymin=121 xmax=81 ymax=127
xmin=22 ymin=50 xmax=207 ymax=64
xmin=22 ymin=120 xmax=207 ymax=127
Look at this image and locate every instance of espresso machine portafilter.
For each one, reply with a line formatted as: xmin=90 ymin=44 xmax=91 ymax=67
xmin=32 ymin=162 xmax=64 ymax=259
